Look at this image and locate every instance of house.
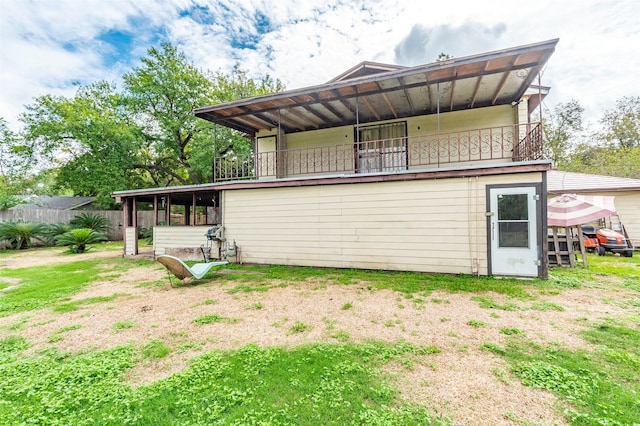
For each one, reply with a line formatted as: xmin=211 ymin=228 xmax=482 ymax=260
xmin=10 ymin=196 xmax=96 ymax=210
xmin=113 ymin=39 xmax=559 ymax=278
xmin=548 ymin=170 xmax=640 ymax=248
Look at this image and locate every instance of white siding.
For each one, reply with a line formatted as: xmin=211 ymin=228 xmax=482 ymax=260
xmin=222 ymin=172 xmax=543 ymax=275
xmin=615 ymin=192 xmax=640 ymax=246
xmin=154 ymin=226 xmax=212 ymax=255
xmin=549 ymin=190 xmax=640 ymax=246
xmin=124 ymin=227 xmax=137 ymax=256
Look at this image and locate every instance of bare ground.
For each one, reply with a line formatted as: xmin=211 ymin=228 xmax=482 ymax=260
xmin=1 ymin=247 xmax=638 ymax=426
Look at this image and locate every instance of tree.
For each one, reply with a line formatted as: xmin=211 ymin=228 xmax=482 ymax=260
xmin=551 ymin=96 xmax=640 ymax=179
xmin=599 ymin=96 xmax=640 ymax=149
xmin=20 ymin=82 xmax=144 ymax=208
xmin=436 ymin=53 xmax=453 ymax=61
xmin=19 ymin=43 xmax=284 ymax=204
xmin=541 ymin=100 xmax=585 ymax=167
xmin=0 ymin=117 xmax=28 ymax=209
xmin=123 ymin=43 xmax=216 ymax=186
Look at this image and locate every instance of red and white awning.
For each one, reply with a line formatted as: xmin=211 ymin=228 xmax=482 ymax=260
xmin=548 ymin=194 xmax=617 ymax=227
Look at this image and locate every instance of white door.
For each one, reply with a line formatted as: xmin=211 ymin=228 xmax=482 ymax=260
xmin=489 ymin=186 xmax=540 ymax=277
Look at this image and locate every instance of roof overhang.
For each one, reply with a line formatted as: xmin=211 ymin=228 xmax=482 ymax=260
xmin=194 ymin=39 xmax=558 ymax=137
xmin=113 ymin=160 xmax=552 ymax=201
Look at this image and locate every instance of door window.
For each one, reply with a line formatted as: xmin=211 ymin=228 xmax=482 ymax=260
xmin=497 ymin=193 xmax=529 ymax=248
xmin=357 ymin=122 xmax=407 ymax=173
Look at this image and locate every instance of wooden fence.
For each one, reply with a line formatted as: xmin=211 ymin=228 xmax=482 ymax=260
xmin=0 ymin=209 xmax=157 ymax=240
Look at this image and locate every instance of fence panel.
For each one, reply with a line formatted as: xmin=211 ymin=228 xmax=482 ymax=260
xmin=0 ymin=209 xmax=156 ymax=240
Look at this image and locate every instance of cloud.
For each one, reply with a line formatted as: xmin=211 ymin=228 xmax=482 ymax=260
xmin=394 ymin=21 xmax=507 ymax=65
xmin=1 ymin=0 xmax=639 ymax=132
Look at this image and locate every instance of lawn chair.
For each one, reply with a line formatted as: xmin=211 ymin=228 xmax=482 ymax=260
xmin=157 ymin=255 xmax=228 ymax=286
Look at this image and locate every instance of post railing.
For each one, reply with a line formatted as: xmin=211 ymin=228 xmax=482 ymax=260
xmin=213 ymin=123 xmax=543 ymax=181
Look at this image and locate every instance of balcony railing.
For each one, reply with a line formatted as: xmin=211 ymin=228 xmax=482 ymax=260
xmin=213 ymin=123 xmax=543 ymax=182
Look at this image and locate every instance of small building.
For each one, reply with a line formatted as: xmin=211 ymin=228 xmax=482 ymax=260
xmin=548 ymin=170 xmax=640 ymax=247
xmin=10 ymin=196 xmax=96 ymax=210
xmin=113 ymin=39 xmax=560 ymax=278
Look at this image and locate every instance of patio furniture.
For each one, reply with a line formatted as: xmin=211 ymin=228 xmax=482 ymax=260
xmin=157 ymin=255 xmax=228 ymax=285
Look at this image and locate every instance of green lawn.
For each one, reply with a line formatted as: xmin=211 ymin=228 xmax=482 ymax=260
xmin=0 ymin=244 xmax=638 ymax=425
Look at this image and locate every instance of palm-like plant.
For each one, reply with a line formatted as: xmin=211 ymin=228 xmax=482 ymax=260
xmin=70 ymin=213 xmax=112 ymax=235
xmin=55 ymin=228 xmax=108 ymax=253
xmin=43 ymin=222 xmax=74 ymax=244
xmin=0 ymin=221 xmax=49 ymax=249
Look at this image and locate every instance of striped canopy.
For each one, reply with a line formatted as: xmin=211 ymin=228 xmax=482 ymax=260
xmin=547 ymin=194 xmax=617 ymax=227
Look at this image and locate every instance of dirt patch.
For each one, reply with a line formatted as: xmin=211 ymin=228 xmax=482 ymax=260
xmin=0 ymin=251 xmax=638 ymax=424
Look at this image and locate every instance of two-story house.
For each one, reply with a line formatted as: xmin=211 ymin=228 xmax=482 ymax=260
xmin=113 ymin=38 xmax=558 ymax=278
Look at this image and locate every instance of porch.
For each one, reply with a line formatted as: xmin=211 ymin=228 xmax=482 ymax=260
xmin=213 ymin=122 xmax=542 ymax=181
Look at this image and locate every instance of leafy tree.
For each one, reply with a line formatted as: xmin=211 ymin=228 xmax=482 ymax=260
xmin=18 ymin=43 xmax=284 ymax=203
xmin=20 ymin=82 xmax=144 ymax=208
xmin=55 ymin=228 xmax=108 ymax=253
xmin=541 ymin=100 xmax=585 ymax=167
xmin=0 ymin=221 xmax=49 ymax=250
xmin=564 ymin=143 xmax=640 ymax=179
xmin=557 ymin=96 xmax=640 ymax=179
xmin=123 ymin=43 xmax=216 ymax=186
xmin=599 ymin=96 xmax=640 ymax=149
xmin=0 ymin=117 xmax=29 ymax=209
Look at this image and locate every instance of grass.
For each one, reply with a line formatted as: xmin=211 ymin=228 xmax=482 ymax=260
xmin=0 ymin=340 xmax=447 ymax=425
xmin=482 ymin=320 xmax=640 ymax=426
xmin=113 ymin=320 xmax=135 ymax=331
xmin=141 ymin=339 xmax=171 ymax=360
xmin=0 ymin=245 xmax=638 ymax=424
xmin=0 ymin=255 xmax=149 ymax=318
xmin=467 ymin=319 xmax=486 ymax=328
xmin=471 ymin=295 xmax=520 ymax=311
xmin=288 ymin=321 xmax=309 ymax=334
xmin=192 ymin=314 xmax=239 ymax=325
xmin=54 ymin=293 xmax=130 ymax=313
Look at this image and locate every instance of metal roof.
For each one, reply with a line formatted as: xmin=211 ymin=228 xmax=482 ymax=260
xmin=194 ymin=39 xmax=558 ymax=137
xmin=548 ymin=170 xmax=640 ymax=193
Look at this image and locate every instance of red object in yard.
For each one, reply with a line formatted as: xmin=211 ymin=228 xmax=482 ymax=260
xmin=582 ymin=225 xmax=633 ymax=257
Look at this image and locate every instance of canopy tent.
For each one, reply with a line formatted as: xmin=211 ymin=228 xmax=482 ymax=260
xmin=547 ymin=194 xmax=617 ymax=227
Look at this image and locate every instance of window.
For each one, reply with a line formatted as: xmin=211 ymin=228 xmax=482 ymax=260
xmin=356 ymin=122 xmax=407 ymax=173
xmin=497 ymin=193 xmax=530 ymax=248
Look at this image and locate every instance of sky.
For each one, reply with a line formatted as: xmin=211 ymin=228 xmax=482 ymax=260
xmin=1 ymin=0 xmax=639 ymax=131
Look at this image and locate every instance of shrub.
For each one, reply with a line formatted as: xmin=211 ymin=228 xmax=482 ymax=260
xmin=43 ymin=222 xmax=74 ymax=243
xmin=70 ymin=213 xmax=111 ymax=235
xmin=55 ymin=228 xmax=108 ymax=253
xmin=0 ymin=220 xmax=49 ymax=249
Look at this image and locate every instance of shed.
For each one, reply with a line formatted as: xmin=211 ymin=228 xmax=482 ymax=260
xmin=547 ymin=170 xmax=640 ymax=247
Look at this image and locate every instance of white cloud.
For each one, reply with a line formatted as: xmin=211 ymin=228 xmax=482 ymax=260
xmin=1 ymin=0 xmax=639 ymax=131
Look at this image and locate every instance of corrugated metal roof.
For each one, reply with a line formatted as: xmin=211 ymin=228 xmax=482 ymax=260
xmin=195 ymin=39 xmax=558 ymax=137
xmin=548 ymin=170 xmax=640 ymax=192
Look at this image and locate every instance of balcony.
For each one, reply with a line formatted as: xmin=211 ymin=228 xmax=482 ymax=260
xmin=213 ymin=123 xmax=543 ymax=182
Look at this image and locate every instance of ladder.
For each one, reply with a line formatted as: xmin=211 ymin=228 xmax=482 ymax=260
xmin=602 ymin=214 xmax=634 ymax=249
